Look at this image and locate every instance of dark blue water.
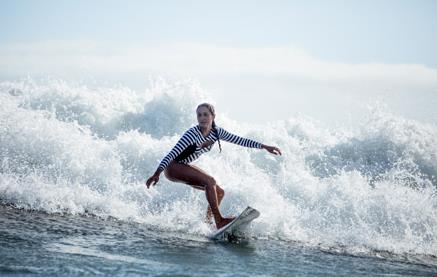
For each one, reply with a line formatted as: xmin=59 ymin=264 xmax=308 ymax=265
xmin=1 ymin=205 xmax=436 ymax=276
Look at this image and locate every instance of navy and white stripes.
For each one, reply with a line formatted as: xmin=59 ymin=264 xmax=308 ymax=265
xmin=157 ymin=125 xmax=262 ymax=172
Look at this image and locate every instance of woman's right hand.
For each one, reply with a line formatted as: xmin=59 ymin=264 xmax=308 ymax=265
xmin=146 ymin=172 xmax=160 ymax=189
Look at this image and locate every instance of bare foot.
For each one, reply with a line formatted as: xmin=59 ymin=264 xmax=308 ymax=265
xmin=216 ymin=217 xmax=236 ymax=229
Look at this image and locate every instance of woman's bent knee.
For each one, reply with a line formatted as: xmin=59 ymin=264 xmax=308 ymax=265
xmin=203 ymin=178 xmax=217 ymax=191
xmin=204 ymin=176 xmax=216 ymax=186
xmin=216 ymin=185 xmax=224 ymax=194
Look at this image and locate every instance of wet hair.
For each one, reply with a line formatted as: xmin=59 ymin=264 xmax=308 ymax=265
xmin=197 ymin=103 xmax=222 ymax=152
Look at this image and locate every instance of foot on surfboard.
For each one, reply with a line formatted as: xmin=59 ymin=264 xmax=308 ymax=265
xmin=209 ymin=207 xmax=260 ymax=240
xmin=216 ymin=217 xmax=236 ymax=229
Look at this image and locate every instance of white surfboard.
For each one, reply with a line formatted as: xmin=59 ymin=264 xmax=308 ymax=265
xmin=208 ymin=206 xmax=260 ymax=241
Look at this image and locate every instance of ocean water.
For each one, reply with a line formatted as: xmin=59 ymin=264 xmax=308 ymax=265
xmin=1 ymin=78 xmax=437 ymax=276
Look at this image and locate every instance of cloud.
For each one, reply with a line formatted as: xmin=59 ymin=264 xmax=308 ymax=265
xmin=1 ymin=40 xmax=437 ymax=88
xmin=1 ymin=40 xmax=436 ymax=125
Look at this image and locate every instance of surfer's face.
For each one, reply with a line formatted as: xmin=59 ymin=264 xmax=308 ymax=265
xmin=196 ymin=106 xmax=214 ymax=128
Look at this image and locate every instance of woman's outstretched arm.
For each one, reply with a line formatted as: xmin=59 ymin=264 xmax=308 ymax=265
xmin=218 ymin=128 xmax=281 ymax=155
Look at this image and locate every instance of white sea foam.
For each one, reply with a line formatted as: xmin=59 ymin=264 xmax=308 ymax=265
xmin=1 ymin=78 xmax=436 ymax=256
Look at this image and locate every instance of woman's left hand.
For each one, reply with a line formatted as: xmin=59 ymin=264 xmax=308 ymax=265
xmin=262 ymin=144 xmax=282 ymax=156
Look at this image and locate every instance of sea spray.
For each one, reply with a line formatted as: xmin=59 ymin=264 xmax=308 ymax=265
xmin=1 ymin=78 xmax=436 ymax=257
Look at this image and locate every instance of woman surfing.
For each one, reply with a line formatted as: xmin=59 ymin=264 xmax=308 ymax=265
xmin=146 ymin=103 xmax=281 ymax=229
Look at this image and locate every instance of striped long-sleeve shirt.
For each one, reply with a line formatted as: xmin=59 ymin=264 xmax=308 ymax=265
xmin=157 ymin=125 xmax=262 ymax=172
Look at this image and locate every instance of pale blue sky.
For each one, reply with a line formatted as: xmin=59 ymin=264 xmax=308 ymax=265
xmin=1 ymin=0 xmax=436 ymax=67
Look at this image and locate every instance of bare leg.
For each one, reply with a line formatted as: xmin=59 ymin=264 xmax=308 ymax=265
xmin=164 ymin=162 xmax=235 ymax=229
xmin=206 ymin=185 xmax=224 ymax=223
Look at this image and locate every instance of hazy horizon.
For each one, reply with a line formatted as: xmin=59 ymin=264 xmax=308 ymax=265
xmin=1 ymin=0 xmax=436 ymax=125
